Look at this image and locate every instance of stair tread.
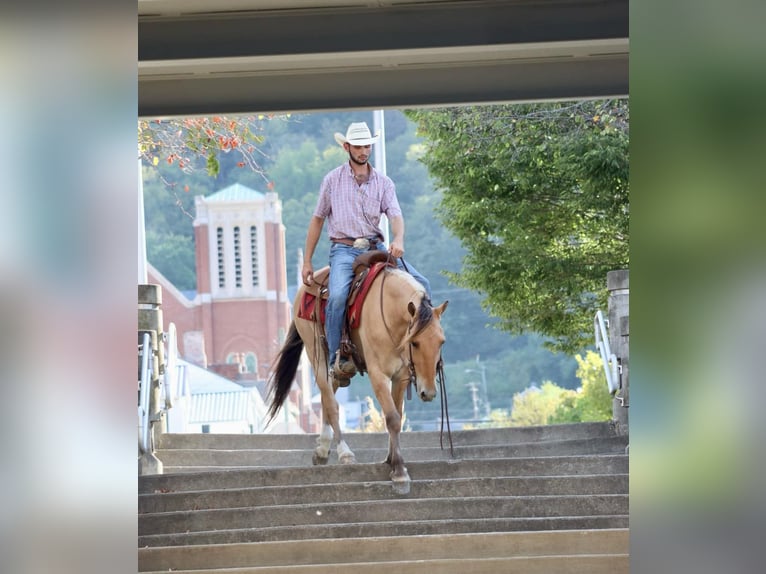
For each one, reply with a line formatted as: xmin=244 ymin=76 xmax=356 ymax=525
xmin=139 ymin=515 xmax=629 ymax=547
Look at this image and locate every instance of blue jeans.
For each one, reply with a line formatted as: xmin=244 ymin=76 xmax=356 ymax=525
xmin=325 ymin=242 xmax=431 ymax=364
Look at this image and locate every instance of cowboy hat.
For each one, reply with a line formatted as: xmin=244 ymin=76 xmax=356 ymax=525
xmin=334 ymin=122 xmax=381 ymax=147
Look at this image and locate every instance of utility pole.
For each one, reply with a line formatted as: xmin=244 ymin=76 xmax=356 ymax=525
xmin=466 ymin=381 xmax=480 ymax=420
xmin=373 ymin=110 xmax=389 ymax=244
xmin=466 ymin=355 xmax=490 ymax=419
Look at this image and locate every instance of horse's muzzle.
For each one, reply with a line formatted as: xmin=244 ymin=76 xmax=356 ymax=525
xmin=419 ymin=386 xmax=436 ymax=402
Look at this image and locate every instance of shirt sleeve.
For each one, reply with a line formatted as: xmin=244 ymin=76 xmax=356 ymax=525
xmin=380 ymin=176 xmax=402 ymax=218
xmin=313 ymin=174 xmax=332 ymax=218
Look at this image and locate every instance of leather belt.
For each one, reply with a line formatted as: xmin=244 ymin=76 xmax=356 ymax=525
xmin=331 ymin=237 xmax=380 ymax=250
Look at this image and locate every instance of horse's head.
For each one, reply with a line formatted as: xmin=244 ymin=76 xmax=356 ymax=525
xmin=404 ymin=298 xmax=449 ymax=402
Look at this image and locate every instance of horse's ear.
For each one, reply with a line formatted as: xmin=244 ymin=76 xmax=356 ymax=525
xmin=408 ymin=301 xmax=417 ymax=317
xmin=433 ymin=300 xmax=449 ymax=318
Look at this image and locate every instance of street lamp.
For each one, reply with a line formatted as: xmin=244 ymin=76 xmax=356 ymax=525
xmin=465 ymin=357 xmax=490 ymax=418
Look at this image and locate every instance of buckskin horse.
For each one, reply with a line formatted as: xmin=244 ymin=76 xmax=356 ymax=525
xmin=266 ymin=252 xmax=448 ymax=493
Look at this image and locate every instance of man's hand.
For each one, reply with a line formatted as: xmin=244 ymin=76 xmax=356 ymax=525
xmin=302 ymin=262 xmax=314 ymax=286
xmin=389 ymin=238 xmax=404 ymax=259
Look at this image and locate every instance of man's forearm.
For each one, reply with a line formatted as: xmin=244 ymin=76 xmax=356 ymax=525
xmin=304 ymin=216 xmax=324 ymax=261
xmin=390 ymin=216 xmax=405 ymax=244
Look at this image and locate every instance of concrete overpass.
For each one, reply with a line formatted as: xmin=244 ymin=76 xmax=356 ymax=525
xmin=138 ymin=0 xmax=628 ymax=117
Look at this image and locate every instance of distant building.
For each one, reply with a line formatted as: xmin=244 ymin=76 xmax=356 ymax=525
xmin=148 ymin=183 xmax=316 ymax=432
xmin=149 ymin=183 xmax=291 ymax=378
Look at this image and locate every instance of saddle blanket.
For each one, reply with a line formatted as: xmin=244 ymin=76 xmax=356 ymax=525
xmin=297 ymin=261 xmax=389 ymax=329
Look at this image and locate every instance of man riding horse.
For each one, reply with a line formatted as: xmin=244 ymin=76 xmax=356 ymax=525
xmin=300 ymin=121 xmax=431 ymax=386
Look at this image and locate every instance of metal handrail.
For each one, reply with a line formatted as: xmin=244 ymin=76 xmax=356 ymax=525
xmin=594 ymin=310 xmax=620 ymax=395
xmin=163 ymin=323 xmax=178 ymax=410
xmin=138 ymin=332 xmax=153 ymax=454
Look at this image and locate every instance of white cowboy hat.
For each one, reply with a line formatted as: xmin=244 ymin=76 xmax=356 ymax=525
xmin=334 ymin=122 xmax=381 ymax=147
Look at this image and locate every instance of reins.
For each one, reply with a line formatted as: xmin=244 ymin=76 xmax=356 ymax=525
xmin=436 ymin=354 xmax=454 ymax=456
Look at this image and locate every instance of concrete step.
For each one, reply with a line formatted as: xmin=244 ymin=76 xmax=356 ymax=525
xmin=139 ymin=494 xmax=628 ymax=537
xmin=158 ymin=422 xmax=618 ymax=451
xmin=155 ymin=436 xmax=628 ymax=469
xmin=140 ymin=473 xmax=628 ymax=514
xmin=142 ymin=554 xmax=629 ymax=574
xmin=140 ymin=514 xmax=629 ymax=547
xmin=140 ymin=455 xmax=628 ymax=493
xmin=139 ymin=529 xmax=628 ymax=572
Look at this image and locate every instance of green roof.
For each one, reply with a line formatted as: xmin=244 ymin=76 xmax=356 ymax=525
xmin=206 ymin=183 xmax=265 ymax=202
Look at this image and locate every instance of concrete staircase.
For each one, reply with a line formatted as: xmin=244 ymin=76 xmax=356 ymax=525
xmin=139 ymin=421 xmax=629 ymax=573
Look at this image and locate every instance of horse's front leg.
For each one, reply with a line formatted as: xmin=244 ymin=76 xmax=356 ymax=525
xmin=370 ymin=369 xmax=410 ymax=494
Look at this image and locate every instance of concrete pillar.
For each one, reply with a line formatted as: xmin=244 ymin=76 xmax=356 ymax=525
xmin=138 ymin=284 xmax=166 ymax=475
xmin=607 ymin=270 xmax=629 ymax=435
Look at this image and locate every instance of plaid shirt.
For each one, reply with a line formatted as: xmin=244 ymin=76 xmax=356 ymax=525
xmin=314 ymin=162 xmax=402 ymax=241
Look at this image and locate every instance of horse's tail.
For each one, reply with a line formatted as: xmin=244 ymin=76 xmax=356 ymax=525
xmin=266 ymin=321 xmax=304 ymax=422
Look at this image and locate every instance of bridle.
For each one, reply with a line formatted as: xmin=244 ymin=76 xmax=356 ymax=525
xmin=380 ymin=256 xmax=454 ymax=456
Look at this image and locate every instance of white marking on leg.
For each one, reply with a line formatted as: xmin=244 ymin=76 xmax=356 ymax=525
xmin=315 ymin=423 xmax=333 ymax=459
xmin=337 ymin=440 xmax=356 ymax=464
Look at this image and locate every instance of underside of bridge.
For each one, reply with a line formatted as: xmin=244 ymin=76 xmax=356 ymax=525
xmin=138 ymin=0 xmax=628 ymax=117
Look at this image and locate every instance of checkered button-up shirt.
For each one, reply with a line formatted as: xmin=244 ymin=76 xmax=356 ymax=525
xmin=314 ymin=162 xmax=402 ymax=241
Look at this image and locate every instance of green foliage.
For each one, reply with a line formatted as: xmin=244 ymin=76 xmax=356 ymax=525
xmin=406 ymin=100 xmax=629 ymax=353
xmin=145 ymin=229 xmax=197 ymax=291
xmin=549 ymin=351 xmax=613 ymax=423
xmin=464 ymin=350 xmax=612 ymax=429
xmin=508 ymin=381 xmax=576 ymax=427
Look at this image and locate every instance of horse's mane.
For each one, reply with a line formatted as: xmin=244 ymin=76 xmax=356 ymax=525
xmin=405 ymin=300 xmax=434 ymax=342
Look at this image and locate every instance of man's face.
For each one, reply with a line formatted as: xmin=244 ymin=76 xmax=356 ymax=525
xmin=346 ymin=143 xmax=371 ymax=165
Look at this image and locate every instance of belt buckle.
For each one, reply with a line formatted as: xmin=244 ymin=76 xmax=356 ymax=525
xmin=352 ymin=238 xmax=371 ymax=250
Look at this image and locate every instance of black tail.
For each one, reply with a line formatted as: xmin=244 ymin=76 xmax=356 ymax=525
xmin=266 ymin=321 xmax=304 ymax=422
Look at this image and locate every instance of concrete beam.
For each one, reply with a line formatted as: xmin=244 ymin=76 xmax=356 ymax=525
xmin=138 ymin=0 xmax=628 ymax=116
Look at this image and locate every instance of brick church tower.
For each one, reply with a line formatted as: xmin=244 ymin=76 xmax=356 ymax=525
xmin=148 ymin=183 xmax=292 ymax=382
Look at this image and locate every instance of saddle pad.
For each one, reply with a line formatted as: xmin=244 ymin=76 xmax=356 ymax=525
xmin=297 ymin=292 xmax=327 ymax=324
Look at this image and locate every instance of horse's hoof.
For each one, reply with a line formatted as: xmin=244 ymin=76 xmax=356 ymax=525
xmin=339 ymin=453 xmax=356 ymax=464
xmin=312 ymin=453 xmax=329 ymax=465
xmin=390 ymin=467 xmax=410 ymax=495
xmin=391 ymin=477 xmax=411 ymax=495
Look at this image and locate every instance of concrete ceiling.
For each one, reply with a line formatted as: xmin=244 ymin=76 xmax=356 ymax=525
xmin=138 ymin=0 xmax=628 ymax=117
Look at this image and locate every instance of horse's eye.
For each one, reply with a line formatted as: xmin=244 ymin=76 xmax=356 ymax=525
xmin=411 ymin=341 xmax=420 ymax=349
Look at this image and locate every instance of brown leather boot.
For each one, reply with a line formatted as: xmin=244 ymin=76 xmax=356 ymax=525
xmin=332 ymin=353 xmax=356 ymax=387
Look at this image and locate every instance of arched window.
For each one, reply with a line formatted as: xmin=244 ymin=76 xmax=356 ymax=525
xmin=245 ymin=352 xmax=257 ymax=374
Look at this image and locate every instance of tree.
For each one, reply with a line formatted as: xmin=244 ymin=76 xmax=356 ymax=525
xmin=138 ymin=115 xmax=276 ymax=179
xmin=406 ymin=100 xmax=629 ymax=353
xmin=145 ymin=229 xmax=197 ymax=291
xmin=509 ymin=381 xmax=575 ymax=427
xmin=549 ymin=350 xmax=613 ymax=423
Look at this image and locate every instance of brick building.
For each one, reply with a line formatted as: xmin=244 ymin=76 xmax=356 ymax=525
xmin=148 ymin=183 xmax=292 ymax=382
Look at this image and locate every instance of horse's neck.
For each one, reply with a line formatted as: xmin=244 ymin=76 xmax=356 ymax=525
xmin=382 ymin=271 xmax=423 ymax=329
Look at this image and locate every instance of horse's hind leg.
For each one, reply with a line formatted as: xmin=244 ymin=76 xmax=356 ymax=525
xmin=313 ymin=370 xmax=356 ymax=465
xmin=330 ymin=375 xmax=356 ymax=464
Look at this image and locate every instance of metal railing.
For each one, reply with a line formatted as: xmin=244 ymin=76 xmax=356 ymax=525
xmin=138 ymin=332 xmax=153 ymax=454
xmin=594 ymin=310 xmax=620 ymax=395
xmin=162 ymin=323 xmax=178 ymax=410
